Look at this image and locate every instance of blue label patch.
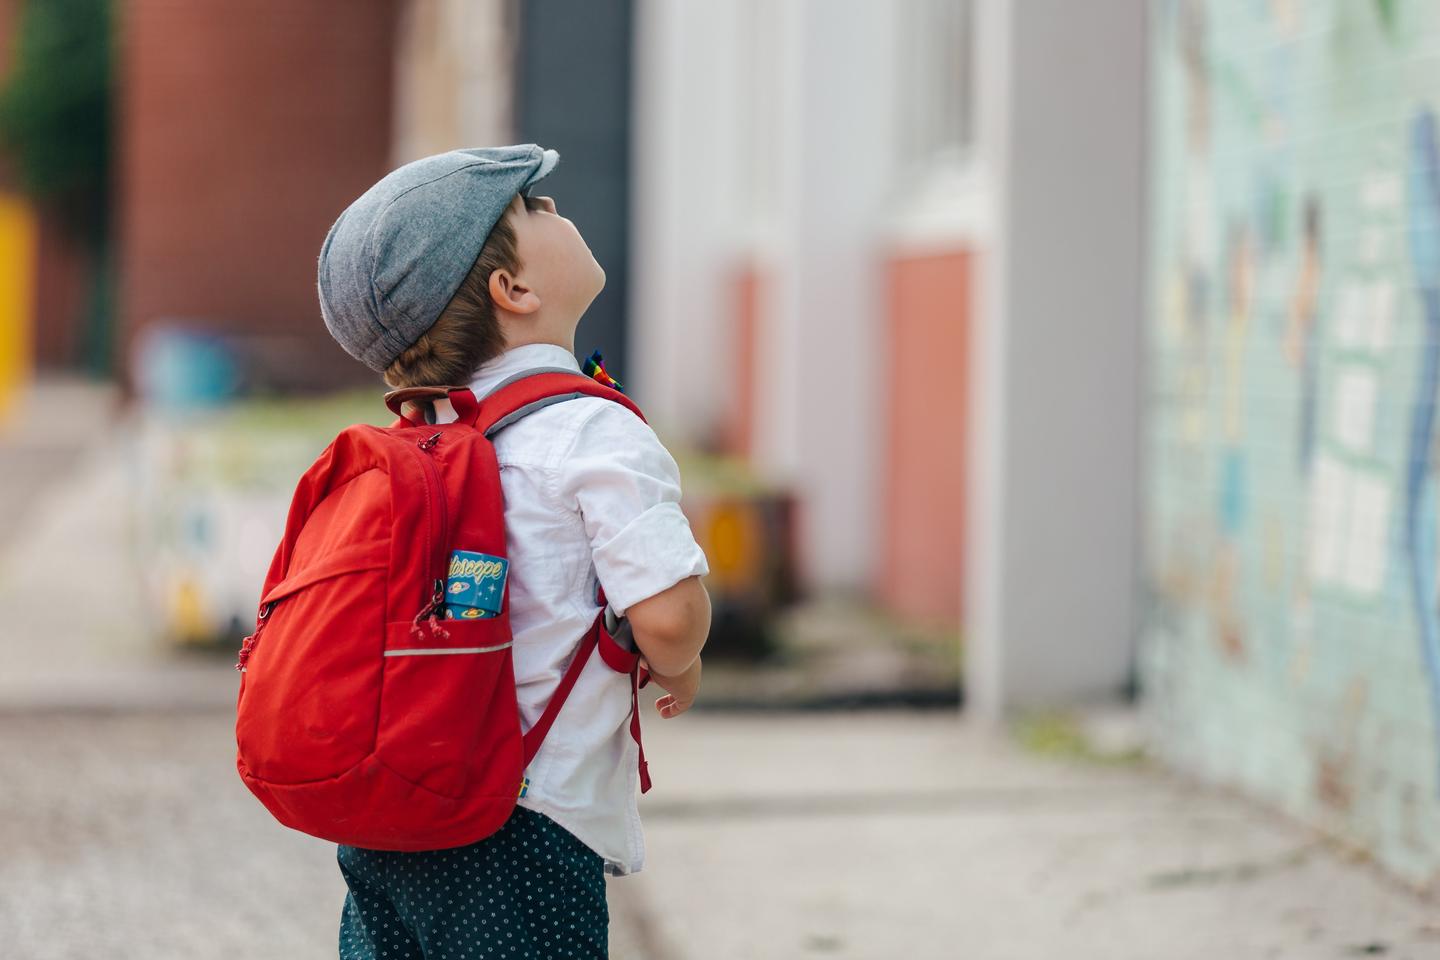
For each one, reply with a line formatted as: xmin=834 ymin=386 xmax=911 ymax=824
xmin=444 ymin=550 xmax=508 ymax=619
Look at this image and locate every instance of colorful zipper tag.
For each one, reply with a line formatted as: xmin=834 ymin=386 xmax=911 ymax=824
xmin=583 ymin=349 xmax=624 ymax=393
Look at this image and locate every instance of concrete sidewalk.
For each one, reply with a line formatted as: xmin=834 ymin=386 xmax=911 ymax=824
xmin=1 ymin=707 xmax=1437 ymax=959
xmin=0 ymin=381 xmax=240 ymax=711
xmin=0 ymin=373 xmax=124 ymax=547
xmin=621 ymin=711 xmax=1440 ymax=960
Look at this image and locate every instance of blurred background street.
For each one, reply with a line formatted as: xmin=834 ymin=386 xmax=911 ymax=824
xmin=4 ymin=0 xmax=1440 ymax=957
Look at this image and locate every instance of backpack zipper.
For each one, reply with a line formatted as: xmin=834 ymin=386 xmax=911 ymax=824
xmin=235 ymin=599 xmax=277 ymax=671
xmin=239 ymin=427 xmax=454 ymax=668
xmin=411 ymin=431 xmax=451 ymax=633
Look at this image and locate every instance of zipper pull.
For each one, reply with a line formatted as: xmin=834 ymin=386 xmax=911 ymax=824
xmin=418 ymin=431 xmax=442 ymax=451
xmin=235 ymin=634 xmax=257 ymax=671
xmin=236 ymin=600 xmax=276 ymax=671
xmin=410 ymin=579 xmax=450 ymax=640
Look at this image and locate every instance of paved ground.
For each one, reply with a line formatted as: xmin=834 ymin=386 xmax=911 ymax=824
xmin=2 ymin=707 xmax=1440 ymax=959
xmin=3 ymin=377 xmax=1440 ymax=959
xmin=0 ymin=373 xmax=124 ymax=550
xmin=630 ymin=713 xmax=1440 ymax=960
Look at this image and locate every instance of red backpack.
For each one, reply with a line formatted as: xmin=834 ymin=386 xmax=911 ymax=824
xmin=234 ymin=372 xmax=653 ymax=851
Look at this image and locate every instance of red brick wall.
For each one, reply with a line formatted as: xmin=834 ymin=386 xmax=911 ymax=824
xmin=722 ymin=261 xmax=764 ymax=459
xmin=30 ymin=214 xmax=90 ymax=368
xmin=115 ymin=0 xmax=402 ymax=397
xmin=878 ymin=248 xmax=970 ymax=626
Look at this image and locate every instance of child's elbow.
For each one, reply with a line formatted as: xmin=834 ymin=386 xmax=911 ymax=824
xmin=625 ymin=575 xmax=711 ymax=672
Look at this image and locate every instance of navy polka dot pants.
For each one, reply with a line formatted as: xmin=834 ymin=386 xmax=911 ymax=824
xmin=336 ymin=805 xmax=608 ymax=959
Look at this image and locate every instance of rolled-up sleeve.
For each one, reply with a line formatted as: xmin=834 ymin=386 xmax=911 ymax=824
xmin=549 ymin=402 xmax=710 ymax=617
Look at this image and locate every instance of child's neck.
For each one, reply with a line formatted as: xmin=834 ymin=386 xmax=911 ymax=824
xmin=502 ymin=333 xmax=576 ymax=355
xmin=498 ymin=322 xmax=576 ymax=356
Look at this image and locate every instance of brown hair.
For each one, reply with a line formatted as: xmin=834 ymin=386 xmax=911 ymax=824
xmin=382 ymin=211 xmax=522 ymax=389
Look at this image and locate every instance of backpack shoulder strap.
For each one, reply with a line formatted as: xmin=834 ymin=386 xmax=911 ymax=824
xmin=476 ymin=369 xmax=646 ymax=437
xmin=477 ymin=370 xmax=652 ymax=788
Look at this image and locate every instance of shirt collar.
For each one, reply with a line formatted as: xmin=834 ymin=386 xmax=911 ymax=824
xmin=467 ymin=342 xmax=581 ymax=399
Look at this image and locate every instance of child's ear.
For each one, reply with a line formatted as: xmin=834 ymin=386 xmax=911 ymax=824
xmin=488 ymin=268 xmax=541 ymax=315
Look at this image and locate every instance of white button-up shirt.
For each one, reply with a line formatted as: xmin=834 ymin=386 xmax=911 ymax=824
xmin=428 ymin=342 xmax=709 ymax=877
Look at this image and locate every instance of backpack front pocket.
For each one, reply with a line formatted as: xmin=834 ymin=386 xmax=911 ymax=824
xmin=235 ymin=544 xmax=389 ymax=785
xmin=375 ymin=615 xmax=524 ymax=799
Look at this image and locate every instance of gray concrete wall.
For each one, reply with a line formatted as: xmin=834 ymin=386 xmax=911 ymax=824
xmin=967 ymin=0 xmax=1145 ymax=717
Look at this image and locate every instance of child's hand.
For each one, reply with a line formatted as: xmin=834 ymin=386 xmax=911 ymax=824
xmin=639 ymin=655 xmax=701 ymax=719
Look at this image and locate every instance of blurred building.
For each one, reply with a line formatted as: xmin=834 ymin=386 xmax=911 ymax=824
xmin=1144 ymin=0 xmax=1440 ymax=889
xmin=117 ymin=0 xmax=633 ymax=399
xmin=0 ymin=0 xmax=630 ymax=400
xmin=115 ymin=0 xmax=402 ymax=398
xmin=632 ymin=0 xmax=1144 ymax=714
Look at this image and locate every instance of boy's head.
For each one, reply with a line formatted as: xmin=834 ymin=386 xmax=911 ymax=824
xmin=317 ymin=144 xmax=605 ymax=388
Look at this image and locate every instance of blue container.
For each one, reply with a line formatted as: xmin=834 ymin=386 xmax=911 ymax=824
xmin=443 ymin=550 xmax=508 ymax=620
xmin=134 ymin=323 xmax=242 ymax=411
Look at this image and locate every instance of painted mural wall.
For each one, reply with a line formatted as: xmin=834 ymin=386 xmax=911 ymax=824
xmin=1142 ymin=0 xmax=1440 ymax=888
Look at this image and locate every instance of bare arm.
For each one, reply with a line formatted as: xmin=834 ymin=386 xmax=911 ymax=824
xmin=624 ymin=575 xmax=711 ymax=677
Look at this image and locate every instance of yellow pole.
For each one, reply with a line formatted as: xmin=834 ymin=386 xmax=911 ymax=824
xmin=0 ymin=191 xmax=36 ymax=431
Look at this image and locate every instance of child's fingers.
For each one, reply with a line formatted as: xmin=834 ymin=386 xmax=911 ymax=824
xmin=655 ymin=695 xmax=690 ymax=718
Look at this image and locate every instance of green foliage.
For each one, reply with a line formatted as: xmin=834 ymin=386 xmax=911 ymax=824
xmin=0 ymin=0 xmax=112 ymax=225
xmin=1013 ymin=710 xmax=1147 ymax=767
xmin=1376 ymin=0 xmax=1397 ymax=35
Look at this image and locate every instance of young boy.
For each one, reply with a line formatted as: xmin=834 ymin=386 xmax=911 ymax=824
xmin=316 ymin=144 xmax=712 ymax=958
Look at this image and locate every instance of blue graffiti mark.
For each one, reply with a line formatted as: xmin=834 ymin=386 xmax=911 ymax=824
xmin=1403 ymin=107 xmax=1440 ymax=794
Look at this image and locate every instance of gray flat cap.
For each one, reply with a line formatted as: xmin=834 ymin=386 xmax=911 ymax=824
xmin=317 ymin=143 xmax=560 ymax=373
